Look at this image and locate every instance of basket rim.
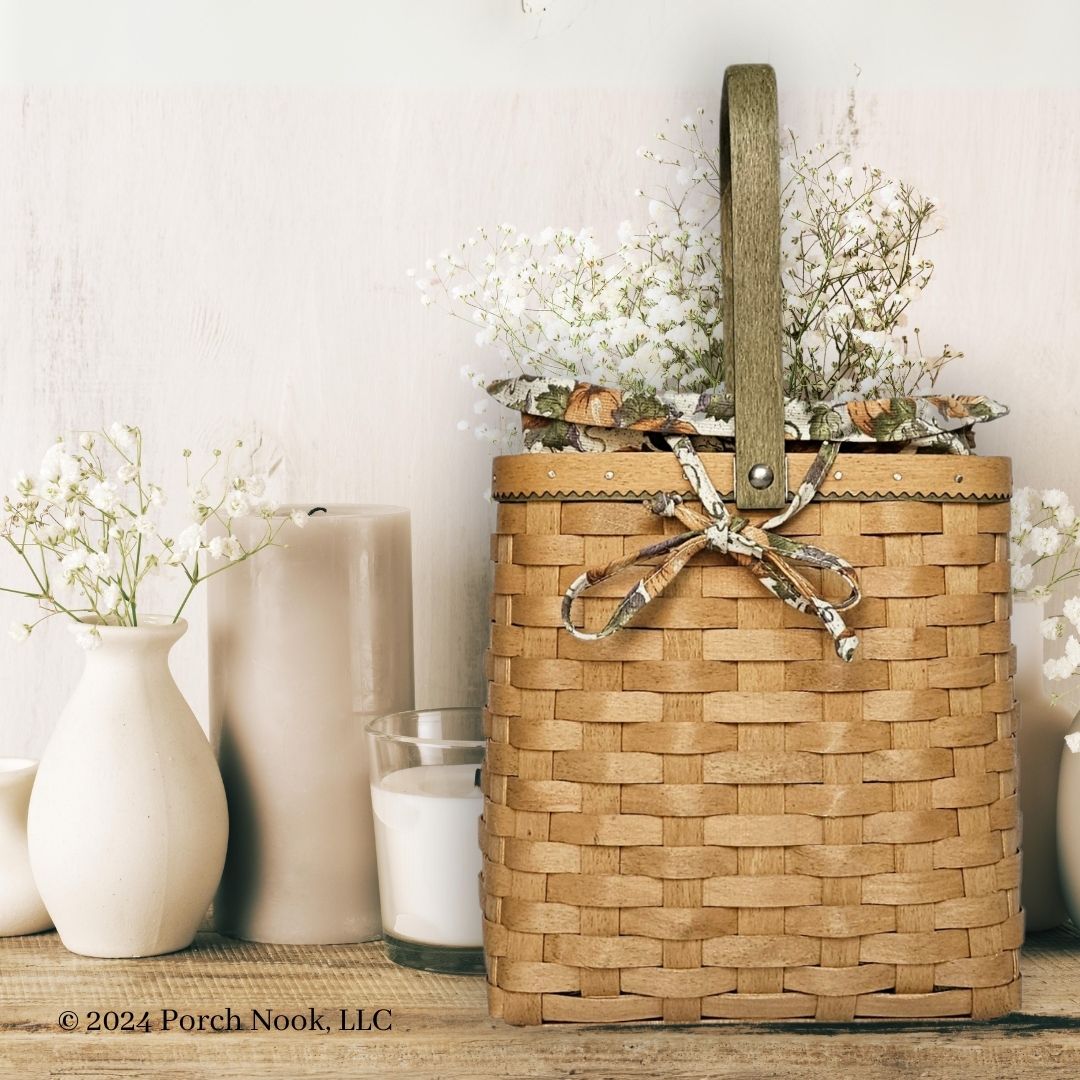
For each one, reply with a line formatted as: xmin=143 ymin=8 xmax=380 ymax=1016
xmin=491 ymin=452 xmax=1011 ymax=504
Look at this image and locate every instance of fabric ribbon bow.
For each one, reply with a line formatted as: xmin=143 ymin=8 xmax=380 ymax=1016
xmin=562 ymin=436 xmax=862 ymax=661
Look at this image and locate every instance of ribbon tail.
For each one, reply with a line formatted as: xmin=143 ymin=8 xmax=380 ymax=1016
xmin=757 ymin=538 xmax=862 ymax=615
xmin=761 ymin=442 xmax=837 ymax=530
xmin=666 ymin=435 xmax=729 ymax=520
xmin=741 ymin=518 xmax=862 ymax=617
xmin=741 ymin=547 xmax=859 ymax=662
xmin=793 ymin=547 xmax=861 ymax=613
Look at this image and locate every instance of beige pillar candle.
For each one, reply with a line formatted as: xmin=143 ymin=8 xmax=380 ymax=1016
xmin=209 ymin=504 xmax=414 ymax=944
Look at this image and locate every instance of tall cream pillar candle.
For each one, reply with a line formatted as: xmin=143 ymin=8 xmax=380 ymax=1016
xmin=209 ymin=504 xmax=414 ymax=943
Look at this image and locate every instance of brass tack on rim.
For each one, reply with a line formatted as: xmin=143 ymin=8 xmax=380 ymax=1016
xmin=955 ymin=474 xmax=964 ymax=483
xmin=834 ymin=471 xmax=843 ymax=480
xmin=547 ymin=469 xmax=556 ymax=479
xmin=604 ymin=470 xmax=615 ymax=480
xmin=893 ymin=472 xmax=903 ymax=481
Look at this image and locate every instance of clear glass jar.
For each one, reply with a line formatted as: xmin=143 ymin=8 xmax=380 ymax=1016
xmin=365 ymin=708 xmax=484 ymax=974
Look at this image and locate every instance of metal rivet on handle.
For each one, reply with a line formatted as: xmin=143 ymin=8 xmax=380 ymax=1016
xmin=748 ymin=463 xmax=774 ymax=489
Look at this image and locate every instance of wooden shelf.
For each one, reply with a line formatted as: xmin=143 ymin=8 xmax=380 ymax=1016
xmin=2 ymin=926 xmax=1080 ymax=1078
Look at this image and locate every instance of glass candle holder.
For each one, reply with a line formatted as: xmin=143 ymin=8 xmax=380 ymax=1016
xmin=366 ymin=708 xmax=484 ymax=975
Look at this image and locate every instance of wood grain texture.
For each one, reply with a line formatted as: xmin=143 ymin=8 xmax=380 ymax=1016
xmin=0 ymin=928 xmax=1078 ymax=1080
xmin=721 ymin=64 xmax=785 ymax=510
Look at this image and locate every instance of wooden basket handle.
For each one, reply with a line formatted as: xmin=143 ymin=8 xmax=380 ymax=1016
xmin=720 ymin=64 xmax=786 ymax=509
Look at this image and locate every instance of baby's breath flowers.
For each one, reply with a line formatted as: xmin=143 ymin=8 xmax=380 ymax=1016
xmin=415 ymin=109 xmax=957 ymax=422
xmin=780 ymin=137 xmax=954 ymax=401
xmin=1010 ymin=488 xmax=1080 ymax=695
xmin=2 ymin=424 xmax=300 ymax=648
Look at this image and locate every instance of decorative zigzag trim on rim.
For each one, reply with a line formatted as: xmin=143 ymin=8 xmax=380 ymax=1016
xmin=491 ymin=451 xmax=1013 ymax=505
xmin=493 ymin=488 xmax=1012 ymax=504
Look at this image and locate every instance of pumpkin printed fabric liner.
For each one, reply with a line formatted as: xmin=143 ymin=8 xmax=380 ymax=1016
xmin=487 ymin=376 xmax=1007 ymax=456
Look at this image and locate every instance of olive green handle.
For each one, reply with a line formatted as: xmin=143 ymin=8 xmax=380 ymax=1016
xmin=720 ymin=64 xmax=786 ymax=509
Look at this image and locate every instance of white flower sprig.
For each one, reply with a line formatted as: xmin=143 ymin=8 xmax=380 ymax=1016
xmin=2 ymin=424 xmax=304 ymax=648
xmin=780 ymin=137 xmax=955 ymax=402
xmin=415 ymin=110 xmax=957 ymax=419
xmin=1010 ymin=487 xmax=1080 ymax=690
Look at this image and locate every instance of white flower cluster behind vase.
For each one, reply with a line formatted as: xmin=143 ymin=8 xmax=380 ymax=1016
xmin=1021 ymin=485 xmax=1080 ymax=932
xmin=1010 ymin=487 xmax=1080 ymax=690
xmin=1009 ymin=486 xmax=1080 ymax=931
xmin=2 ymin=423 xmax=305 ymax=645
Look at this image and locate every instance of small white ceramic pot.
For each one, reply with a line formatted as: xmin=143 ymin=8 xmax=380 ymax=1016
xmin=0 ymin=758 xmax=52 ymax=936
xmin=27 ymin=617 xmax=228 ymax=958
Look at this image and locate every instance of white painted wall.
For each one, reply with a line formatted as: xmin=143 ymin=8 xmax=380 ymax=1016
xmin=0 ymin=0 xmax=1077 ymax=755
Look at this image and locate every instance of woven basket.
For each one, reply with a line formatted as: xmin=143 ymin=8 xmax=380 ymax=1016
xmin=479 ymin=66 xmax=1019 ymax=1025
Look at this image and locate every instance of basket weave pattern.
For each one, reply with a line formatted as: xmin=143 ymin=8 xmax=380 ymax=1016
xmin=481 ymin=460 xmax=1020 ymax=1024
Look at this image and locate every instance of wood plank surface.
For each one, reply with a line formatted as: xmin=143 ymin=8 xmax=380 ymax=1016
xmin=1 ymin=926 xmax=1078 ymax=1079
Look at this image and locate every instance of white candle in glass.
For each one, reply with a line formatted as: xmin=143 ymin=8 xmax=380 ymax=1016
xmin=370 ymin=763 xmax=483 ymax=948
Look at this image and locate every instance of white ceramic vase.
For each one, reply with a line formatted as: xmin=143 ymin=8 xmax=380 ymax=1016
xmin=1058 ymin=712 xmax=1080 ymax=926
xmin=0 ymin=758 xmax=52 ymax=936
xmin=1014 ymin=598 xmax=1069 ymax=930
xmin=27 ymin=617 xmax=228 ymax=957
